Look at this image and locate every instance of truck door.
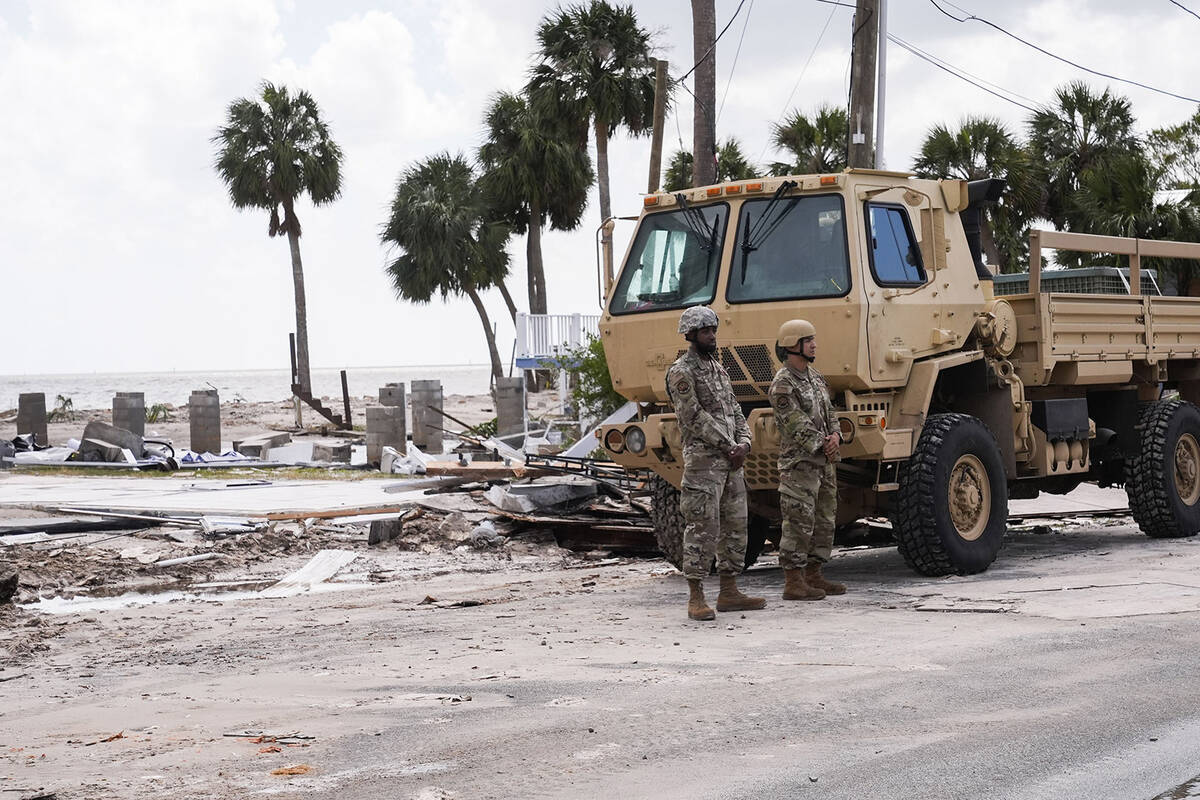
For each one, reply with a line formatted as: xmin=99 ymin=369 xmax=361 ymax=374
xmin=862 ymin=198 xmax=941 ymax=384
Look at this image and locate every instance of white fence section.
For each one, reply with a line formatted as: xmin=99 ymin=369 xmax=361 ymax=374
xmin=514 ymin=312 xmax=601 ymax=369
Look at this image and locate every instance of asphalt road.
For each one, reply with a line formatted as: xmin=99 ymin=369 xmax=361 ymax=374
xmin=9 ymin=514 xmax=1200 ymax=799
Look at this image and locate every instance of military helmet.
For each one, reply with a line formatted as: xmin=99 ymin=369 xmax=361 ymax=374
xmin=678 ymin=306 xmax=720 ymax=334
xmin=777 ymin=319 xmax=816 ymax=348
xmin=776 ymin=319 xmax=815 ymax=361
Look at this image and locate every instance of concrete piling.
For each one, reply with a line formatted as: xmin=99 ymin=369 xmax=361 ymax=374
xmin=188 ymin=389 xmax=221 ymax=455
xmin=112 ymin=391 xmax=145 ymax=436
xmin=411 ymin=379 xmax=443 ymax=451
xmin=367 ymin=383 xmax=407 ymax=465
xmin=16 ymin=393 xmax=48 ymax=446
xmin=494 ymin=377 xmax=525 ymax=441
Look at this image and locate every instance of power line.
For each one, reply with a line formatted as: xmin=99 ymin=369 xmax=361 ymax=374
xmin=757 ymin=0 xmax=841 ymax=163
xmin=1170 ymin=0 xmax=1200 ymax=22
xmin=929 ymin=0 xmax=1200 ymax=104
xmin=676 ymin=0 xmax=749 ymax=84
xmin=717 ymin=0 xmax=754 ymax=124
xmin=889 ymin=32 xmax=1038 ymax=109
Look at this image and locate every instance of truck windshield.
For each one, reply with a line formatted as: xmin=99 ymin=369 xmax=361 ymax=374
xmin=609 ymin=203 xmax=727 ymax=314
xmin=727 ymin=194 xmax=850 ymax=303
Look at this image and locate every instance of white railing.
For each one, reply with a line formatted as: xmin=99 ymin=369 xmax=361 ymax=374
xmin=515 ymin=312 xmax=600 ymax=368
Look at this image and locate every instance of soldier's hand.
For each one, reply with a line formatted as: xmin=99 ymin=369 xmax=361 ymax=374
xmin=729 ymin=443 xmax=750 ymax=469
xmin=822 ymin=433 xmax=840 ymax=459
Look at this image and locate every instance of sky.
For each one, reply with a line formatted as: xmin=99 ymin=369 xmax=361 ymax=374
xmin=2 ymin=0 xmax=1199 ymax=385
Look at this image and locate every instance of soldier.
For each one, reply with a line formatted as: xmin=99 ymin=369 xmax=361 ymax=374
xmin=667 ymin=306 xmax=767 ymax=621
xmin=769 ymin=319 xmax=847 ymax=601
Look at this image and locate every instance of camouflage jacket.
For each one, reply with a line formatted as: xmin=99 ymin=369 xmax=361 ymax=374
xmin=769 ymin=364 xmax=837 ymax=470
xmin=666 ymin=349 xmax=751 ymax=457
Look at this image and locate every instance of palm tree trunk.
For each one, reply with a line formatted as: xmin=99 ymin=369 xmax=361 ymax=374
xmin=528 ymin=195 xmax=547 ymax=314
xmin=285 ymin=223 xmax=312 ymax=395
xmin=465 ymin=282 xmax=504 ymax=379
xmin=497 ymin=280 xmax=518 ymax=324
xmin=595 ymin=118 xmax=614 ymax=282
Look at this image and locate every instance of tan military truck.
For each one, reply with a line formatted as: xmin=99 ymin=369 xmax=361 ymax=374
xmin=594 ymin=169 xmax=1200 ymax=576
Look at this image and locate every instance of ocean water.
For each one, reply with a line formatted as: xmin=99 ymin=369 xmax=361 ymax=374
xmin=0 ymin=365 xmax=495 ymax=411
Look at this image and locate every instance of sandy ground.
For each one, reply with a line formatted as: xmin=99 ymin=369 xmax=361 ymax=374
xmin=0 ymin=391 xmax=568 ymax=454
xmin=5 ymin=478 xmax=1200 ymax=799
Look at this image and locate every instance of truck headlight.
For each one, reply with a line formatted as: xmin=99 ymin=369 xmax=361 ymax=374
xmin=604 ymin=428 xmax=625 ymax=454
xmin=838 ymin=417 xmax=854 ymax=443
xmin=624 ymin=426 xmax=647 ymax=454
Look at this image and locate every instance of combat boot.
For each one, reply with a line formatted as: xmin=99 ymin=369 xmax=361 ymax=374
xmin=716 ymin=574 xmax=767 ymax=612
xmin=804 ymin=562 xmax=846 ymax=595
xmin=687 ymin=578 xmax=715 ymax=621
xmin=781 ymin=568 xmax=825 ymax=601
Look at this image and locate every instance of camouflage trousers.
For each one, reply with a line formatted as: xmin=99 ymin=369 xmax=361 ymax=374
xmin=778 ymin=461 xmax=837 ymax=570
xmin=679 ymin=451 xmax=748 ymax=579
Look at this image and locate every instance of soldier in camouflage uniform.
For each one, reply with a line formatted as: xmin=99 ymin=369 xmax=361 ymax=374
xmin=667 ymin=306 xmax=767 ymax=621
xmin=769 ymin=319 xmax=847 ymax=600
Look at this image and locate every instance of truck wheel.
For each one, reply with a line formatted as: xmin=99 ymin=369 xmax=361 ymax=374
xmin=895 ymin=413 xmax=1008 ymax=576
xmin=649 ymin=475 xmax=686 ymax=570
xmin=648 ymin=474 xmax=765 ymax=571
xmin=1126 ymin=399 xmax=1200 ymax=539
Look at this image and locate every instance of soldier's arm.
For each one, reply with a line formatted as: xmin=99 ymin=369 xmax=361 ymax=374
xmin=733 ymin=401 xmax=751 ymax=450
xmin=670 ymin=369 xmax=735 ymax=450
xmin=770 ymin=385 xmax=824 ymax=456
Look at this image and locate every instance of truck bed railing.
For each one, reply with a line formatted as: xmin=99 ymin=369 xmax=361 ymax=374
xmin=1027 ymin=229 xmax=1200 ymax=296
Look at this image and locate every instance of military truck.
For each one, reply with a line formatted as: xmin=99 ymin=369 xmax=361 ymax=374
xmin=594 ymin=169 xmax=1200 ymax=576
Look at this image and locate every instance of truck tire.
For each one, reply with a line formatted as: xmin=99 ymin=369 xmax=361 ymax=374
xmin=1126 ymin=399 xmax=1200 ymax=539
xmin=649 ymin=475 xmax=686 ymax=570
xmin=648 ymin=474 xmax=766 ymax=571
xmin=895 ymin=413 xmax=1008 ymax=576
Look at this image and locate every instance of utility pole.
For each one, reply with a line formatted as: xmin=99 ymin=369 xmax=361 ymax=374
xmin=691 ymin=0 xmax=717 ymax=187
xmin=875 ymin=0 xmax=887 ymax=169
xmin=647 ymin=59 xmax=669 ymax=193
xmin=847 ymin=0 xmax=879 ymax=169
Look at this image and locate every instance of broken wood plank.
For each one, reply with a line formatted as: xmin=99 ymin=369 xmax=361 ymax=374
xmin=423 ymin=461 xmax=547 ymax=480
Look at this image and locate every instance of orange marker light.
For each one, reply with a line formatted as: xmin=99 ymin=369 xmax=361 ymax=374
xmin=819 ymin=175 xmax=838 ymax=186
xmin=644 ymin=196 xmax=660 ymax=207
xmin=706 ymin=186 xmax=723 ymax=197
xmin=725 ymin=184 xmax=742 ymax=194
xmin=745 ymin=182 xmax=764 ymax=192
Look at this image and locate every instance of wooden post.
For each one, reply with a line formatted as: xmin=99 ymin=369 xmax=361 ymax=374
xmin=647 ymin=59 xmax=669 ymax=193
xmin=848 ymin=0 xmax=879 ymax=169
xmin=289 ymin=333 xmax=298 ymax=388
xmin=691 ymin=0 xmax=717 ymax=187
xmin=340 ymin=369 xmax=352 ymax=430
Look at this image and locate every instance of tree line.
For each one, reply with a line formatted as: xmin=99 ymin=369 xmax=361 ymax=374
xmin=211 ymin=2 xmax=1200 ymax=389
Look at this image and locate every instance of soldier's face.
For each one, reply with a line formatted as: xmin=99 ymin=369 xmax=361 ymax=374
xmin=694 ymin=326 xmax=718 ymax=353
xmin=802 ymin=336 xmax=816 ymax=361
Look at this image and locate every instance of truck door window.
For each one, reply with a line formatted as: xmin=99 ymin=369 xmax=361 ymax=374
xmin=727 ymin=193 xmax=850 ymax=303
xmin=609 ymin=203 xmax=727 ymax=314
xmin=867 ymin=204 xmax=926 ymax=285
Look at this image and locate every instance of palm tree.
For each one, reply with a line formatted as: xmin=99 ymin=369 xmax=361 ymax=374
xmin=478 ymin=91 xmax=593 ymax=317
xmin=1027 ymin=81 xmax=1141 ymax=231
xmin=768 ymin=104 xmax=848 ymax=176
xmin=213 ymin=81 xmax=343 ymax=396
xmin=912 ymin=116 xmax=1040 ymax=273
xmin=1073 ymin=151 xmax=1200 ymax=290
xmin=663 ymin=138 xmax=758 ymax=192
xmin=1149 ymin=107 xmax=1200 ymax=190
xmin=381 ymin=153 xmax=511 ymax=379
xmin=527 ymin=1 xmax=657 ymax=261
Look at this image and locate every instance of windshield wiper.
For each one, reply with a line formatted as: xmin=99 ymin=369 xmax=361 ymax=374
xmin=674 ymin=193 xmax=719 ymax=252
xmin=741 ymin=179 xmax=798 ymax=283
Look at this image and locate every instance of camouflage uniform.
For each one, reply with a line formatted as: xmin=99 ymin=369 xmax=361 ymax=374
xmin=769 ymin=364 xmax=838 ymax=569
xmin=667 ymin=349 xmax=752 ymax=579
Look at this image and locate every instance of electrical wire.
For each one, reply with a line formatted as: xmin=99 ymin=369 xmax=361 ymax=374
xmin=930 ymin=0 xmax=1200 ymax=103
xmin=757 ymin=0 xmax=841 ymax=163
xmin=1170 ymin=0 xmax=1200 ymax=22
xmin=676 ymin=0 xmax=749 ymax=84
xmin=717 ymin=0 xmax=754 ymax=124
xmin=888 ymin=33 xmax=1038 ymax=111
